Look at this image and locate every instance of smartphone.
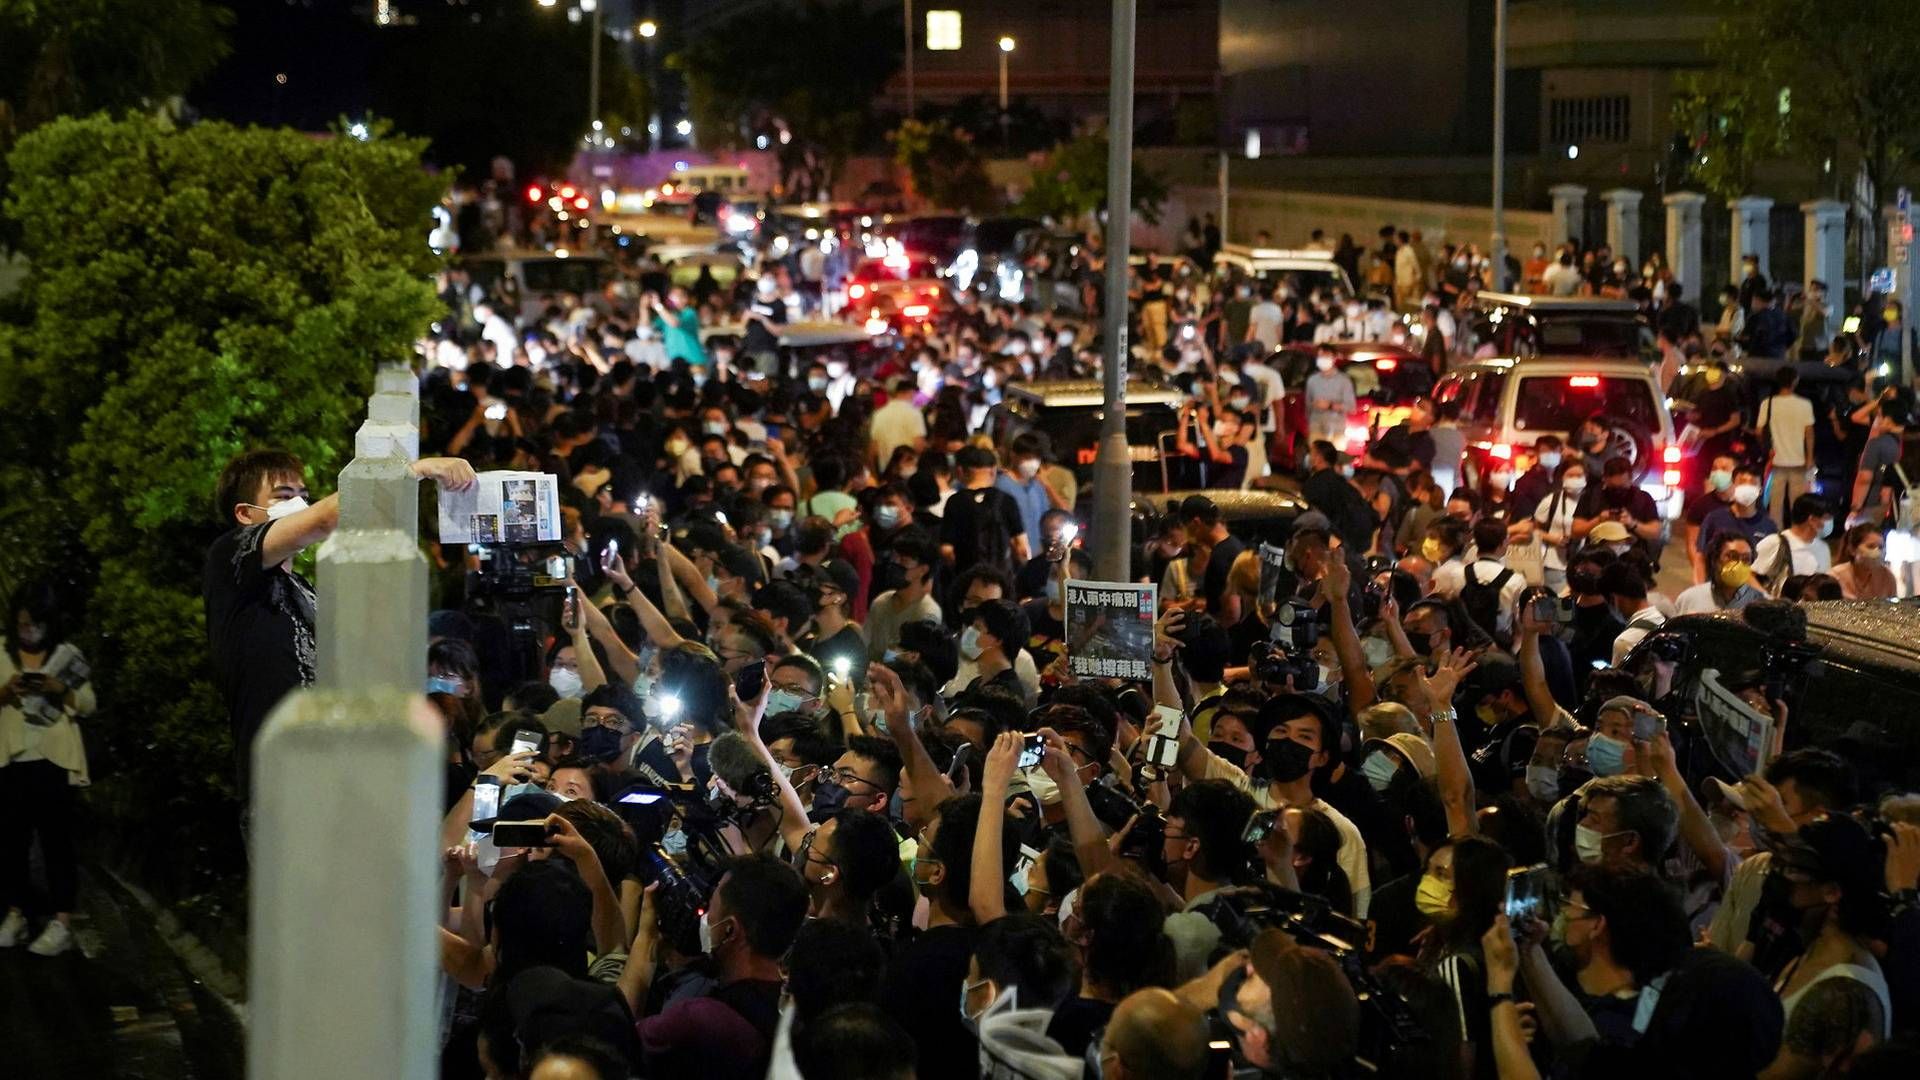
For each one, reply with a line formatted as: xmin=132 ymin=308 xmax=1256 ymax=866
xmin=485 ymin=401 xmax=509 ymax=421
xmin=1059 ymin=521 xmax=1079 ymax=544
xmin=469 ymin=777 xmax=502 ymax=826
xmin=1505 ymin=863 xmax=1554 ymax=922
xmin=1842 ymin=315 xmax=1862 ymax=334
xmin=509 ymin=729 xmax=544 ymax=758
xmin=491 ymin=820 xmax=553 ymax=848
xmin=1017 ymin=733 xmax=1045 ymax=770
xmin=618 ymin=790 xmax=665 ymax=806
xmin=1530 ymin=594 xmax=1557 ymax=624
xmin=1242 ymin=809 xmax=1281 ymax=845
xmin=946 ymin=743 xmax=975 ymax=783
xmin=1631 ymin=709 xmax=1666 ymax=743
xmin=1151 ymin=704 xmax=1184 ymax=738
xmin=734 ymin=663 xmax=768 ymax=702
xmin=1145 ymin=733 xmax=1182 ymax=770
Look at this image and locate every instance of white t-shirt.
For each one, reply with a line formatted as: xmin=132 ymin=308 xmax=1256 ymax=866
xmin=1611 ymin=606 xmax=1668 ymax=666
xmin=1431 ymin=555 xmax=1468 ymax=599
xmin=869 ymin=398 xmax=928 ymax=466
xmin=1756 ymin=393 xmax=1815 ymax=469
xmin=1754 ymin=528 xmax=1830 ymax=578
xmin=1247 ymin=301 xmax=1285 ymax=349
xmin=1200 ymin=751 xmax=1372 ymax=917
xmin=1532 ymin=486 xmax=1582 ymax=571
xmin=1241 ymin=361 xmax=1288 ymax=431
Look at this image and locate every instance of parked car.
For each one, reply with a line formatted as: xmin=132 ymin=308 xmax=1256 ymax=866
xmin=1464 ymin=292 xmax=1651 ymax=360
xmin=463 ymin=248 xmax=615 ymax=326
xmin=1272 ymin=342 xmax=1437 ymax=462
xmin=1212 ymin=245 xmax=1356 ymax=297
xmin=991 ymin=379 xmax=1191 ymax=500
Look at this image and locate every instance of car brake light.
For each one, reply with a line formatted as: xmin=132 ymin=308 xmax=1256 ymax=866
xmin=849 ymin=284 xmax=867 ymax=300
xmin=1663 ymin=469 xmax=1682 ymax=486
xmin=573 ymin=197 xmax=590 ymax=211
xmin=1490 ymin=443 xmax=1513 ymax=460
xmin=903 ymin=304 xmax=930 ymax=318
xmin=1374 ymin=358 xmax=1398 ymax=371
xmin=1662 ymin=445 xmax=1682 ymax=464
xmin=559 ymin=185 xmax=577 ymax=199
xmin=1568 ymin=375 xmax=1600 ymax=388
xmin=525 ymin=184 xmax=543 ymax=203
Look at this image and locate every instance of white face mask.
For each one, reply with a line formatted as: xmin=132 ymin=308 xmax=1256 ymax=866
xmin=257 ymin=496 xmax=310 ymax=522
xmin=1525 ymin=764 xmax=1560 ymax=802
xmin=1315 ymin=356 xmax=1335 ymax=372
xmin=1573 ymin=823 xmax=1610 ymax=865
xmin=547 ymin=668 xmax=584 ymax=699
xmin=1563 ymin=475 xmax=1587 ymax=495
xmin=1731 ymin=483 xmax=1761 ymax=507
xmin=1018 ymin=459 xmax=1041 ymax=480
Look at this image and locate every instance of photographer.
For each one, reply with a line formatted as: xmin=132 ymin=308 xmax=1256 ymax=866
xmin=1216 ymin=929 xmax=1362 ymax=1079
xmin=1160 ymin=780 xmax=1260 ymax=980
xmin=793 ymin=807 xmax=901 ymax=926
xmin=205 ymin=448 xmax=476 ymax=806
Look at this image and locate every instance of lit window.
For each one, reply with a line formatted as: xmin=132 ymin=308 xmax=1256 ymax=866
xmin=926 ymin=10 xmax=962 ymax=51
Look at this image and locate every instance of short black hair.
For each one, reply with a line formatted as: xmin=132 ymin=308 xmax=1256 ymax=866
xmin=581 ymin=683 xmax=643 ymax=729
xmin=793 ymin=1003 xmax=917 ymax=1080
xmin=786 ymin=919 xmax=887 ymax=1021
xmin=970 ymin=598 xmax=1030 ymax=654
xmin=772 ymin=651 xmax=825 ymax=696
xmin=1566 ymin=864 xmax=1691 ymax=987
xmin=754 ymin=580 xmax=813 ymax=632
xmin=955 ymin=445 xmax=997 ymax=471
xmin=1707 ymin=530 xmax=1755 ymax=567
xmin=1789 ymin=493 xmax=1830 ymax=526
xmin=1598 ymin=560 xmax=1647 ymax=601
xmin=829 ymin=808 xmax=904 ymax=900
xmin=1168 ymin=779 xmax=1258 ymax=883
xmin=716 ymin=853 xmax=810 ymax=958
xmin=1471 ymin=516 xmax=1507 ymax=556
xmin=1763 ymin=748 xmax=1857 ymax=812
xmin=490 ymin=860 xmax=592 ymax=981
xmin=214 ymin=448 xmax=305 ymax=523
xmin=845 ymin=735 xmax=904 ymax=793
xmin=1077 ymin=871 xmax=1170 ymax=995
xmin=973 ymin=913 xmax=1076 ymax=1011
xmin=931 ymin=793 xmax=1017 ymax=910
xmin=1602 ymin=456 xmax=1633 ymax=478
xmin=1179 ymin=494 xmax=1221 ymax=526
xmin=897 ymin=619 xmax=959 ymax=685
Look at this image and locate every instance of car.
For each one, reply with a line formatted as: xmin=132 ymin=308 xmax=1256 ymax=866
xmin=949 ymin=216 xmax=1043 ymax=295
xmin=1434 ymin=354 xmax=1683 ymax=516
xmin=991 ymin=379 xmax=1192 ymax=500
xmin=892 ymin=214 xmax=969 ymax=268
xmin=1131 ymin=488 xmax=1309 ymax=551
xmin=1001 ymin=228 xmax=1093 ymax=315
xmin=849 ymin=278 xmax=946 ymax=333
xmin=1212 ymin=245 xmax=1356 ymax=298
xmin=1463 ymin=292 xmax=1651 ymax=360
xmin=1271 ymin=342 xmax=1437 ymax=462
xmin=462 ymin=248 xmax=615 ymax=326
xmin=1618 ymin=599 xmax=1920 ymax=796
xmin=696 ymin=319 xmax=881 ymax=377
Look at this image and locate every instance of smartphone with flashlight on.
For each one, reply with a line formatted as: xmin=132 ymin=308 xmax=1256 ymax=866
xmin=485 ymin=401 xmax=509 ymax=422
xmin=1017 ymin=733 xmax=1045 ymax=770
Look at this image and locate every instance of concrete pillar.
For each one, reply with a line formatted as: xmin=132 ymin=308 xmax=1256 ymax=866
xmin=1601 ymin=188 xmax=1643 ymax=265
xmin=250 ymin=367 xmax=439 ymax=1080
xmin=1549 ymin=184 xmax=1587 ymax=248
xmin=1802 ymin=199 xmax=1847 ymax=341
xmin=1730 ymin=195 xmax=1774 ymax=281
xmin=1664 ymin=191 xmax=1707 ymax=310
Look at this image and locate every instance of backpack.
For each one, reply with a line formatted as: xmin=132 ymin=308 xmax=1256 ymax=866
xmin=963 ymin=487 xmax=1017 ymax=576
xmin=1459 ymin=562 xmax=1513 ymax=639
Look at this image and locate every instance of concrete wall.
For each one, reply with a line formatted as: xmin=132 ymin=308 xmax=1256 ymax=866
xmin=1159 ymin=183 xmax=1556 ymax=256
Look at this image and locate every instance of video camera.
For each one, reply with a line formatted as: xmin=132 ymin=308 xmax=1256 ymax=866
xmin=466 ymin=542 xmax=575 ymax=604
xmin=610 ymin=781 xmax=749 ymax=955
xmin=1252 ymin=603 xmax=1321 ymax=690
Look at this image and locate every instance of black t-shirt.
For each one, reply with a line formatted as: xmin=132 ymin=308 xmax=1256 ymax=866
xmin=940 ymin=486 xmax=1023 ymax=574
xmin=1020 ymin=596 xmax=1066 ymax=674
xmin=1201 ymin=533 xmax=1247 ymax=616
xmin=1574 ymin=483 xmax=1658 ymax=525
xmin=881 ymin=923 xmax=980 ymax=1080
xmin=1693 ymin=382 xmax=1741 ymax=429
xmin=1045 ymin=995 xmax=1117 ymax=1059
xmin=807 ymin=623 xmax=869 ymax=674
xmin=1509 ymin=465 xmax=1553 ymax=518
xmin=1302 ymin=468 xmax=1379 ymax=553
xmin=1682 ymin=487 xmax=1731 ymax=527
xmin=743 ymin=295 xmax=786 ymax=355
xmin=1379 ymin=424 xmax=1437 ymax=471
xmin=203 ymin=522 xmax=316 ymax=799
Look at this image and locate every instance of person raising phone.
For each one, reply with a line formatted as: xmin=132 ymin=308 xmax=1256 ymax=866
xmin=203 ymin=448 xmax=475 ymax=814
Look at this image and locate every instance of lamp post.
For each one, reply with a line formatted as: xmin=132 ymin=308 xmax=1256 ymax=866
xmin=639 ymin=18 xmax=660 ymax=149
xmin=1489 ymin=0 xmax=1508 ymax=288
xmin=1093 ymin=0 xmax=1135 ymax=583
xmin=585 ymin=0 xmax=603 ymax=147
xmin=904 ymin=0 xmax=915 ymax=120
xmin=998 ymin=35 xmax=1015 ymax=150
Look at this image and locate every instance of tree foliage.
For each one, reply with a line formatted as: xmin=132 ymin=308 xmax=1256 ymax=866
xmin=889 ymin=119 xmax=998 ymax=213
xmin=1017 ymin=130 xmax=1170 ymax=228
xmin=672 ymin=0 xmax=900 ymax=198
xmin=0 ymin=114 xmax=443 ymax=889
xmin=0 ymin=0 xmax=231 ymax=138
xmin=1672 ymin=0 xmax=1920 ymax=205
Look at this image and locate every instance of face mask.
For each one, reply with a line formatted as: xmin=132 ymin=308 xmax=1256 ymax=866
xmin=662 ymin=827 xmax=689 ymax=855
xmin=1476 ymin=703 xmax=1501 ymax=728
xmin=1421 ymin=538 xmax=1445 ymax=563
xmin=690 ymin=372 xmax=708 ymax=388
xmin=1857 ymin=545 xmax=1884 ymax=564
xmin=1585 ymin=732 xmax=1629 ymax=777
xmin=808 ymin=376 xmax=828 ymax=392
xmin=698 ymin=911 xmax=722 ymax=955
xmin=1018 ymin=459 xmax=1041 ymax=480
xmin=665 ymin=437 xmax=691 ymax=457
xmin=16 ymin=625 xmax=46 ymax=650
xmin=1732 ymin=482 xmax=1761 ymax=507
xmin=264 ymin=496 xmax=310 ymax=521
xmin=808 ymin=780 xmax=850 ymax=824
xmin=1710 ymin=469 xmax=1733 ymax=491
xmin=1563 ymin=475 xmax=1587 ymax=495
xmin=1885 ymin=308 xmax=1901 ymax=323
xmin=548 ymin=667 xmax=584 ymax=699
xmin=1820 ymin=518 xmax=1835 ymax=539
xmin=1574 ymin=823 xmax=1617 ymax=865
xmin=1403 ymin=630 xmax=1435 ymax=657
xmin=575 ymin=724 xmax=624 ymax=762
xmin=1360 ymin=751 xmax=1401 ymax=792
xmin=960 ymin=626 xmax=984 ymax=661
xmin=1718 ymin=560 xmax=1753 ymax=590
xmin=706 ymin=573 xmax=723 ymax=597
xmin=873 ymin=505 xmax=902 ymax=529
xmin=1259 ymin=737 xmax=1315 ymax=783
xmin=768 ymin=508 xmax=794 ymax=530
xmin=1204 ymin=742 xmax=1248 ymax=773
xmin=1045 ymin=579 xmax=1063 ymax=604
xmin=1489 ymin=471 xmax=1513 ymax=489
xmin=1414 ymin=873 xmax=1454 ymax=918
xmin=1228 ymin=395 xmax=1251 ymax=411
xmin=1703 ymin=369 xmax=1725 ymax=389
xmin=765 ymin=688 xmax=813 ymax=718
xmin=1525 ymin=764 xmax=1560 ymax=802
xmin=500 ymin=781 xmax=545 ymax=806
xmin=703 ymin=420 xmax=728 ymax=436
xmin=959 ymin=979 xmax=996 ymax=1028
xmin=982 ymin=369 xmax=999 ymax=389
xmin=427 ymin=674 xmax=465 ymax=697
xmin=1025 ymin=769 xmax=1063 ymax=807
xmin=1315 ymin=356 xmax=1335 ymax=372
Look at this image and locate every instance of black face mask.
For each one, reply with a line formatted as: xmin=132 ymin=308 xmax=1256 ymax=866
xmin=808 ymin=780 xmax=850 ymax=824
xmin=1208 ymin=741 xmax=1249 ymax=771
xmin=575 ymin=725 xmax=624 ymax=763
xmin=1404 ymin=630 xmax=1434 ymax=656
xmin=1257 ymin=737 xmax=1315 ymax=783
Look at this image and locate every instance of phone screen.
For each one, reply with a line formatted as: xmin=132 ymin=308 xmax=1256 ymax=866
xmin=1531 ymin=595 xmax=1557 ymax=624
xmin=1146 ymin=733 xmax=1181 ymax=769
xmin=1632 ymin=710 xmax=1666 ymax=743
xmin=485 ymin=402 xmax=508 ymax=421
xmin=618 ymin=791 xmax=664 ymax=806
xmin=470 ymin=779 xmax=501 ymax=825
xmin=1017 ymin=734 xmax=1044 ymax=770
xmin=1242 ymin=809 xmax=1281 ymax=845
xmin=1505 ymin=864 xmax=1553 ymax=921
xmin=510 ymin=731 xmax=542 ymax=757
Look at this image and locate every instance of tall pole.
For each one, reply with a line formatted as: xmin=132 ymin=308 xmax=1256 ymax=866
xmin=1489 ymin=0 xmax=1508 ymax=288
xmin=589 ymin=2 xmax=603 ymax=142
xmin=1093 ymin=0 xmax=1136 ymax=583
xmin=999 ymin=51 xmax=1009 ymax=113
xmin=904 ymin=0 xmax=915 ymax=120
xmin=1218 ymin=150 xmax=1229 ymax=246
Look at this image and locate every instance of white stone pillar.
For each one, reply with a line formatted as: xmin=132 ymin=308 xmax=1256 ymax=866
xmin=1549 ymin=184 xmax=1587 ymax=248
xmin=250 ymin=364 xmax=439 ymax=1080
xmin=1601 ymin=188 xmax=1643 ymax=266
xmin=1802 ymin=199 xmax=1847 ymax=341
xmin=1664 ymin=191 xmax=1707 ymax=310
xmin=1730 ymin=195 xmax=1774 ymax=281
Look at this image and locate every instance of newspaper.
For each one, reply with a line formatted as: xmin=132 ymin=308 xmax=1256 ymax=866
xmin=19 ymin=642 xmax=90 ymax=725
xmin=436 ymin=471 xmax=562 ymax=544
xmin=1693 ymin=667 xmax=1776 ymax=777
xmin=1064 ymin=580 xmax=1157 ymax=681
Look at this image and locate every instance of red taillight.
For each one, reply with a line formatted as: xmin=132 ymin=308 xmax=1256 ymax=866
xmin=559 ymin=185 xmax=577 ymax=199
xmin=1374 ymin=358 xmax=1398 ymax=371
xmin=1490 ymin=443 xmax=1513 ymax=460
xmin=903 ymin=304 xmax=930 ymax=318
xmin=525 ymin=184 xmax=543 ymax=203
xmin=849 ymin=284 xmax=867 ymax=300
xmin=1662 ymin=445 xmax=1682 ymax=464
xmin=1569 ymin=375 xmax=1600 ymax=388
xmin=573 ymin=197 xmax=590 ymax=211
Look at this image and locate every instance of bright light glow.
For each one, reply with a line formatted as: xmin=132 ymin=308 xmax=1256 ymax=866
xmin=638 ymin=19 xmax=657 ymax=38
xmin=1662 ymin=446 xmax=1682 ymax=464
xmin=1060 ymin=522 xmax=1079 ymax=543
xmin=1568 ymin=375 xmax=1600 ymax=388
xmin=1244 ymin=128 xmax=1261 ymax=160
xmin=848 ymin=283 xmax=867 ymax=300
xmin=554 ymin=248 xmax=571 ymax=259
xmin=573 ymin=197 xmax=590 ymax=210
xmin=536 ymin=0 xmax=556 ymax=6
xmin=1663 ymin=469 xmax=1683 ymax=486
xmin=526 ymin=184 xmax=544 ymax=203
xmin=861 ymin=215 xmax=873 ymax=228
xmin=1567 ymin=144 xmax=1580 ymax=160
xmin=999 ymin=35 xmax=1016 ymax=53
xmin=726 ymin=212 xmax=755 ymax=234
xmin=548 ymin=195 xmax=564 ymax=210
xmin=773 ymin=235 xmax=790 ymax=253
xmin=661 ymin=695 xmax=681 ymax=717
xmin=347 ymin=122 xmax=370 ymax=141
xmin=903 ymin=304 xmax=931 ymax=318
xmin=756 ymin=135 xmax=770 ymax=150
xmin=865 ymin=317 xmax=891 ymax=335
xmin=778 ymin=129 xmax=791 ymax=145
xmin=592 ymin=119 xmax=603 ymax=131
xmin=805 ymin=227 xmax=821 ymax=240
xmin=833 ymin=657 xmax=851 ymax=676
xmin=560 ymin=185 xmax=577 ymax=198
xmin=1374 ymin=357 xmax=1398 ymax=371
xmin=675 ymin=119 xmax=693 ymax=136
xmin=926 ymin=10 xmax=962 ymax=51
xmin=1490 ymin=443 xmax=1513 ymax=460
xmin=884 ymin=252 xmax=909 ymax=270
xmin=556 ymin=210 xmax=570 ymax=221
xmin=673 ymin=161 xmax=687 ymax=172
xmin=600 ymin=188 xmax=616 ymax=209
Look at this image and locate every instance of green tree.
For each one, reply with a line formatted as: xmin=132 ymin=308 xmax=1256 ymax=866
xmin=889 ymin=119 xmax=998 ymax=213
xmin=1018 ymin=130 xmax=1169 ymax=227
xmin=1673 ymin=0 xmax=1920 ymax=213
xmin=0 ymin=114 xmax=443 ymax=895
xmin=673 ymin=0 xmax=900 ymax=198
xmin=0 ymin=0 xmax=230 ymax=137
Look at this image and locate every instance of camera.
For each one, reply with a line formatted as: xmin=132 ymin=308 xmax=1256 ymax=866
xmin=1253 ymin=640 xmax=1319 ymax=692
xmin=1116 ymin=801 xmax=1169 ymax=877
xmin=1269 ymin=599 xmax=1320 ymax=652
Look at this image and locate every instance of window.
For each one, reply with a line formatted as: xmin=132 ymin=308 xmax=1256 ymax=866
xmin=1469 ymin=372 xmax=1508 ymax=424
xmin=1513 ymin=376 xmax=1657 ymax=434
xmin=925 ymin=10 xmax=961 ymax=51
xmin=1548 ymin=95 xmax=1630 ymax=146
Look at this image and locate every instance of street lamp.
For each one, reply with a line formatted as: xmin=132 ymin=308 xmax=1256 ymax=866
xmin=638 ymin=18 xmax=661 ymax=149
xmin=638 ymin=19 xmax=656 ymax=38
xmin=998 ymin=36 xmax=1015 ymax=150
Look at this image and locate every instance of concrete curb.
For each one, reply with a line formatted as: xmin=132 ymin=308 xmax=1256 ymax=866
xmin=91 ymin=865 xmax=248 ymax=1080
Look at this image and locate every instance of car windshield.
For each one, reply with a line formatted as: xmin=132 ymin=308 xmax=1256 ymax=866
xmin=973 ymin=219 xmax=1038 ymax=254
xmin=522 ymin=259 xmax=606 ymax=293
xmin=1256 ymin=267 xmax=1344 ymax=295
xmin=1513 ymin=375 xmax=1659 ymax=433
xmin=897 ymin=217 xmax=966 ymax=257
xmin=1526 ymin=315 xmax=1643 ymax=357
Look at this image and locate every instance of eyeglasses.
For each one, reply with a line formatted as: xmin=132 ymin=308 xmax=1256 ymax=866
xmin=820 ymin=765 xmax=883 ymax=792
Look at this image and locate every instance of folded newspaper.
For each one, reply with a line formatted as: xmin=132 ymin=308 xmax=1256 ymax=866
xmin=1693 ymin=668 xmax=1775 ymax=778
xmin=436 ymin=471 xmax=562 ymax=545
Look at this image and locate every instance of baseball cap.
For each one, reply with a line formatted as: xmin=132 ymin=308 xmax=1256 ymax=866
xmin=1587 ymin=521 xmax=1632 ymax=543
xmin=541 ymin=697 xmax=584 ymax=739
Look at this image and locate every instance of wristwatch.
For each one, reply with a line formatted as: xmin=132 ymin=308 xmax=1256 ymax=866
xmin=1430 ymin=705 xmax=1457 ymax=725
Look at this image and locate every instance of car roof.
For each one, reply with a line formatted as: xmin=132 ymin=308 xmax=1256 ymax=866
xmin=464 ymin=248 xmax=608 ymax=263
xmin=1005 ymin=380 xmax=1186 ymax=407
xmin=1217 ymin=244 xmax=1341 ymax=269
xmin=1664 ymin=600 xmax=1920 ymax=679
xmin=1138 ymin=488 xmax=1309 ymax=519
xmin=1445 ymin=354 xmax=1661 ymax=377
xmin=1317 ymin=342 xmax=1421 ymax=361
xmin=1476 ymin=291 xmax=1640 ymax=315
